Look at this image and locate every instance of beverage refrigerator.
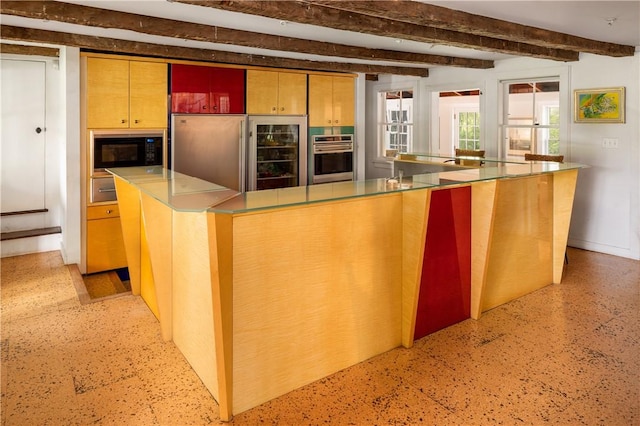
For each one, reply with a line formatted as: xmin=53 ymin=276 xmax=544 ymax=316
xmin=247 ymin=115 xmax=308 ymax=191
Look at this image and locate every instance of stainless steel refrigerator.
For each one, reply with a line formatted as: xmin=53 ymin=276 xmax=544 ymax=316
xmin=171 ymin=114 xmax=246 ymax=191
xmin=247 ymin=115 xmax=308 ymax=191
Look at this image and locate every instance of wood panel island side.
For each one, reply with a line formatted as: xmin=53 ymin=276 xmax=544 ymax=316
xmin=108 ymin=159 xmax=584 ymax=421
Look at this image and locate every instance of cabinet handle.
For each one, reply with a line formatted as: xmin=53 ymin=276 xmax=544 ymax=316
xmin=134 ymin=119 xmax=140 ymax=124
xmin=334 ymin=120 xmax=339 ymax=124
xmin=121 ymin=119 xmax=126 ymax=124
xmin=272 ymin=107 xmax=277 ymax=112
xmin=106 ymin=209 xmax=112 ymax=214
xmin=202 ymin=105 xmax=207 ymax=110
xmin=328 ymin=120 xmax=332 ymax=124
xmin=281 ymin=107 xmax=285 ymax=111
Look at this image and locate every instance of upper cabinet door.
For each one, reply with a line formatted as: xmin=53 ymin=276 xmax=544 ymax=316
xmin=171 ymin=64 xmax=245 ymax=114
xmin=332 ymin=76 xmax=355 ymax=127
xmin=308 ymin=75 xmax=334 ymax=127
xmin=209 ymin=67 xmax=245 ymax=114
xmin=87 ymin=58 xmax=130 ymax=128
xmin=129 ymin=61 xmax=168 ymax=128
xmin=308 ymin=75 xmax=355 ymax=128
xmin=246 ymin=70 xmax=279 ymax=114
xmin=171 ymin=64 xmax=211 ymax=113
xmin=278 ymin=72 xmax=307 ymax=115
xmin=247 ymin=70 xmax=307 ymax=115
xmin=87 ymin=57 xmax=167 ymax=129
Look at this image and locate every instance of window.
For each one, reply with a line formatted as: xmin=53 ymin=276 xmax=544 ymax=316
xmin=437 ymin=89 xmax=481 ymax=156
xmin=378 ymin=90 xmax=413 ymax=156
xmin=457 ymin=111 xmax=481 ymax=150
xmin=502 ymin=80 xmax=560 ymax=158
xmin=545 ymin=106 xmax=560 ymax=154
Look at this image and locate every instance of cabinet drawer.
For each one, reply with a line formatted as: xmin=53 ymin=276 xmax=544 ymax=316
xmin=91 ymin=177 xmax=117 ymax=203
xmin=87 ymin=205 xmax=120 ymax=220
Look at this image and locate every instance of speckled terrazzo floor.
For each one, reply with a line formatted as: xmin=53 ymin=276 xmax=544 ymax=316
xmin=1 ymin=248 xmax=638 ymax=425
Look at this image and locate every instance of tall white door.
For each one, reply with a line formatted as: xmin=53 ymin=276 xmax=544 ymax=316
xmin=1 ymin=59 xmax=47 ymax=214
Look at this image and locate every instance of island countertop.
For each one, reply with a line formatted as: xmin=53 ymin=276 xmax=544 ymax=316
xmin=108 ymin=159 xmax=585 ymax=214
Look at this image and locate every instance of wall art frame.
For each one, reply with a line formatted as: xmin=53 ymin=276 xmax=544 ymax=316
xmin=574 ymin=87 xmax=625 ymax=123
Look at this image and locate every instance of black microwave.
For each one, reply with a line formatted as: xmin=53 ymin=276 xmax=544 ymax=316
xmin=91 ymin=129 xmax=165 ymax=173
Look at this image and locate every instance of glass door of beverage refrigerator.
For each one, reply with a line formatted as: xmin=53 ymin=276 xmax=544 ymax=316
xmin=248 ymin=116 xmax=307 ymax=191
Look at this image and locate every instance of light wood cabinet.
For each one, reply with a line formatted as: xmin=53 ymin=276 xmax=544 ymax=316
xmin=86 ymin=58 xmax=128 ymax=129
xmin=246 ymin=70 xmax=307 ymax=115
xmin=331 ymin=76 xmax=355 ymax=126
xmin=83 ymin=54 xmax=167 ymax=274
xmin=86 ymin=204 xmax=127 ymax=273
xmin=87 ymin=57 xmax=167 ymax=129
xmin=129 ymin=61 xmax=168 ymax=127
xmin=277 ymin=72 xmax=307 ymax=115
xmin=308 ymin=75 xmax=355 ymax=127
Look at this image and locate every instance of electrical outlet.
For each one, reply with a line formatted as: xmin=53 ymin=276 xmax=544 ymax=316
xmin=603 ymin=138 xmax=619 ymax=148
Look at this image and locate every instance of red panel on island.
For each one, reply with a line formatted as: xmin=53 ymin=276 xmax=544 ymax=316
xmin=414 ymin=186 xmax=471 ymax=340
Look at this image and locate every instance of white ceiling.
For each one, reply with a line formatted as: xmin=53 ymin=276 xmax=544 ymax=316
xmin=428 ymin=1 xmax=640 ymax=46
xmin=2 ymin=1 xmax=639 ymax=70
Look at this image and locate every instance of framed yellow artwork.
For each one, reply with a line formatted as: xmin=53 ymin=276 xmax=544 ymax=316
xmin=574 ymin=87 xmax=625 ymax=123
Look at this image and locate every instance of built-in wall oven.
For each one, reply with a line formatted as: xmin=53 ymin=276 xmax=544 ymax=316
xmin=311 ymin=134 xmax=354 ymax=184
xmin=89 ymin=129 xmax=166 ymax=203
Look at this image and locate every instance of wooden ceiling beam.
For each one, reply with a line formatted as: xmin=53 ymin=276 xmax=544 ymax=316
xmin=0 ymin=42 xmax=58 ymax=57
xmin=0 ymin=0 xmax=490 ymax=69
xmin=176 ymin=0 xmax=581 ymax=62
xmin=308 ymin=0 xmax=635 ymax=57
xmin=0 ymin=25 xmax=429 ymax=77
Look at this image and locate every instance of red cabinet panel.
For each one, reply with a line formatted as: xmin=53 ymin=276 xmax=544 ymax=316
xmin=171 ymin=64 xmax=209 ymax=113
xmin=171 ymin=64 xmax=245 ymax=114
xmin=414 ymin=186 xmax=471 ymax=340
xmin=209 ymin=67 xmax=245 ymax=114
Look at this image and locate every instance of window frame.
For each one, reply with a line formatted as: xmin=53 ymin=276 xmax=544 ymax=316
xmin=454 ymin=107 xmax=481 ymax=151
xmin=500 ymin=78 xmax=562 ymax=159
xmin=377 ymin=89 xmax=414 ymax=157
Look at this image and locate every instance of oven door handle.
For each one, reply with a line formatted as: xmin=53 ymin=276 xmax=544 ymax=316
xmin=98 ymin=188 xmax=116 ymax=193
xmin=314 ymin=145 xmax=353 ymax=153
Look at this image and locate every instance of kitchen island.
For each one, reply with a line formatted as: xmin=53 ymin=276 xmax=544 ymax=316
xmin=109 ymin=158 xmax=585 ymax=421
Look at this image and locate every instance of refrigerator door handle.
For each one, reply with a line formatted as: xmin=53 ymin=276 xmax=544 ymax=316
xmin=247 ymin=119 xmax=256 ymax=191
xmin=239 ymin=120 xmax=246 ymax=193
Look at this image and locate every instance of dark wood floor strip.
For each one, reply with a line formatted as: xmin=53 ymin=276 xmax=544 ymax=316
xmin=0 ymin=226 xmax=61 ymax=241
xmin=1 ymin=208 xmax=49 ymax=216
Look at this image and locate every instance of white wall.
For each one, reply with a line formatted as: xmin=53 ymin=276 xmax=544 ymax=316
xmin=364 ymin=53 xmax=640 ymax=260
xmin=60 ymin=47 xmax=82 ymax=266
xmin=567 ymin=53 xmax=639 ymax=259
xmin=354 ymin=74 xmax=367 ymax=181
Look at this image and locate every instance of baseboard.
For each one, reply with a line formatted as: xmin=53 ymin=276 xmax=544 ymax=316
xmin=568 ymin=238 xmax=639 ymax=260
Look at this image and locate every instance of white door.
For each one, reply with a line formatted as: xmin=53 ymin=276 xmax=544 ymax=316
xmin=1 ymin=59 xmax=47 ymax=214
